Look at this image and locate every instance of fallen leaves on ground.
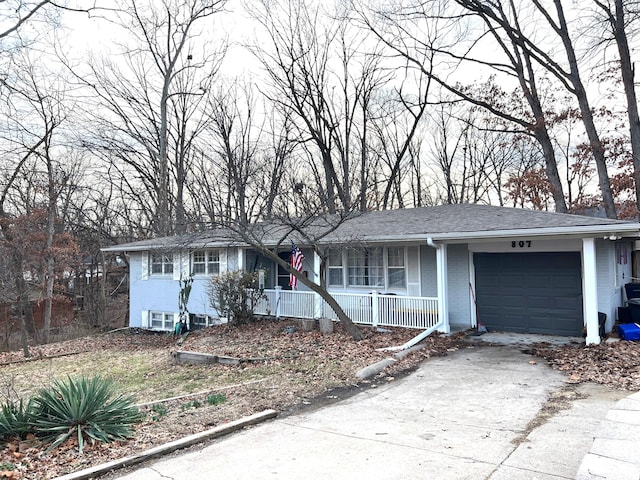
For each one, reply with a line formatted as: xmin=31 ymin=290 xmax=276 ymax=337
xmin=0 ymin=319 xmax=464 ymax=479
xmin=1 ymin=320 xmax=640 ymax=479
xmin=527 ymin=338 xmax=640 ymax=391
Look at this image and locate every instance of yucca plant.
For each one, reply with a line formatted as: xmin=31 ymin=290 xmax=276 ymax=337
xmin=0 ymin=398 xmax=36 ymax=440
xmin=32 ymin=375 xmax=142 ymax=453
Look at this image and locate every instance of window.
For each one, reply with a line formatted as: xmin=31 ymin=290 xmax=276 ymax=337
xmin=191 ymin=314 xmax=227 ymax=329
xmin=150 ymin=253 xmax=173 ymax=275
xmin=150 ymin=311 xmax=174 ymax=330
xmin=192 ymin=250 xmax=220 ymax=275
xmin=191 ymin=314 xmax=212 ymax=330
xmin=331 ymin=246 xmax=407 ymax=289
xmin=347 ymin=248 xmax=384 ymax=287
xmin=328 ymin=250 xmax=344 ymax=287
xmin=387 ymin=247 xmax=406 ymax=288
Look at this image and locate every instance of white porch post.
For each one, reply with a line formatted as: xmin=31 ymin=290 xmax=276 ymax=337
xmin=371 ymin=290 xmax=379 ymax=327
xmin=275 ymin=286 xmax=282 ymax=319
xmin=313 ymin=251 xmax=323 ymax=319
xmin=427 ymin=239 xmax=449 ymax=334
xmin=582 ymin=238 xmax=600 ymax=345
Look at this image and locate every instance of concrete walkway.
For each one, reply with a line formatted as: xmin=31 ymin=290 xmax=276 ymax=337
xmin=107 ymin=344 xmax=631 ymax=480
xmin=575 ymin=390 xmax=640 ymax=479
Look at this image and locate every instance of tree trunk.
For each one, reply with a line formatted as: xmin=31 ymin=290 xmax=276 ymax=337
xmin=18 ymin=302 xmax=30 ymax=358
xmin=551 ymin=0 xmax=616 ymax=217
xmin=610 ymin=0 xmax=640 ymax=219
xmin=293 ymin=269 xmax=365 ymax=341
xmin=43 ymin=155 xmax=56 ymax=344
xmin=535 ymin=127 xmax=568 ymax=213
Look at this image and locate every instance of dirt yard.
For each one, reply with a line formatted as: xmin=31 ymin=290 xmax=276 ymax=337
xmin=0 ymin=320 xmax=638 ymax=479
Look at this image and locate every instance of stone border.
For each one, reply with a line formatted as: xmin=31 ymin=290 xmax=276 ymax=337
xmin=53 ymin=409 xmax=278 ymax=480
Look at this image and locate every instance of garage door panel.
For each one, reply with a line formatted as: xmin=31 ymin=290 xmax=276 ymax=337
xmin=481 ymin=315 xmax=524 ymax=330
xmin=529 ymin=314 xmax=580 ymax=335
xmin=502 ymin=275 xmax=526 ymax=285
xmin=527 ymin=277 xmax=550 ymax=288
xmin=527 ymin=296 xmax=554 ymax=309
xmin=474 ymin=252 xmax=583 ymax=336
xmin=501 ymin=296 xmax=526 ymax=307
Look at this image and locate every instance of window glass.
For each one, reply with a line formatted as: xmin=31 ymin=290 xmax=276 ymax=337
xmin=347 ymin=248 xmax=384 ymax=287
xmin=388 ymin=247 xmax=406 ymax=288
xmin=328 ymin=250 xmax=344 ymax=287
xmin=150 ymin=253 xmax=173 ymax=275
xmin=207 ymin=251 xmax=220 ymax=275
xmin=193 ymin=251 xmax=206 ymax=274
xmin=191 ymin=314 xmax=208 ymax=329
xmin=151 ymin=312 xmax=163 ymax=328
xmin=192 ymin=250 xmax=220 ymax=275
xmin=150 ymin=312 xmax=174 ymax=330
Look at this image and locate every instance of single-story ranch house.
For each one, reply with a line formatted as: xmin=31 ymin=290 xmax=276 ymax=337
xmin=102 ymin=204 xmax=640 ymax=345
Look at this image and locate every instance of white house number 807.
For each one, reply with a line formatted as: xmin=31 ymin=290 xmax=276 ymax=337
xmin=512 ymin=240 xmax=531 ymax=248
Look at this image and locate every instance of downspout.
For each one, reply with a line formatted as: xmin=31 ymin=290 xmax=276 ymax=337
xmin=426 ymin=237 xmax=438 ymax=249
xmin=381 ymin=237 xmax=446 ymax=352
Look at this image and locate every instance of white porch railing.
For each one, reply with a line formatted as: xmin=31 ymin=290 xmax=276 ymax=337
xmin=254 ymin=288 xmax=441 ymax=330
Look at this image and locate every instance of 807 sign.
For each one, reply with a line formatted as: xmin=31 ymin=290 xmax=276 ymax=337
xmin=512 ymin=240 xmax=531 ymax=248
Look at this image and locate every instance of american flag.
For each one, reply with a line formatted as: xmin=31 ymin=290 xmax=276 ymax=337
xmin=289 ymin=243 xmax=304 ymax=289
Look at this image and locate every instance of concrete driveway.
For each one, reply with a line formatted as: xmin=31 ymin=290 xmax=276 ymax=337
xmin=112 ymin=344 xmax=626 ymax=480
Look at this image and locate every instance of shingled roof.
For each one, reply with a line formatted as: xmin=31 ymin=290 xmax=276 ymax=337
xmin=323 ymin=204 xmax=638 ymax=242
xmin=102 ymin=204 xmax=640 ymax=252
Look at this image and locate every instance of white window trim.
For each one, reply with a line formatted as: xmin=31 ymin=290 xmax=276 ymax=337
xmin=332 ymin=246 xmax=408 ymax=291
xmin=327 ymin=251 xmax=344 ymax=287
xmin=346 ymin=247 xmax=385 ymax=288
xmin=387 ymin=246 xmax=407 ymax=289
xmin=191 ymin=249 xmax=221 ymax=276
xmin=191 ymin=313 xmax=227 ymax=328
xmin=149 ymin=252 xmax=174 ymax=276
xmin=149 ymin=311 xmax=175 ymax=331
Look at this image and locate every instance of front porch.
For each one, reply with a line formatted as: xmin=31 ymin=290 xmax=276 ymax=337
xmin=253 ymin=288 xmax=445 ymax=332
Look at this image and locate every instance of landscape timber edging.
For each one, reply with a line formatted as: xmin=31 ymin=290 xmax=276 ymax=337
xmin=53 ymin=409 xmax=278 ymax=480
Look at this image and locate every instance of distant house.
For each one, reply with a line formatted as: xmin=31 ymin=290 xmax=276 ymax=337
xmin=101 ymin=204 xmax=640 ymax=345
xmin=0 ymin=287 xmax=75 ymax=340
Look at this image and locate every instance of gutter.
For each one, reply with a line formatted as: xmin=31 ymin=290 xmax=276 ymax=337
xmin=340 ymin=224 xmax=640 ymax=245
xmin=381 ymin=237 xmax=443 ymax=352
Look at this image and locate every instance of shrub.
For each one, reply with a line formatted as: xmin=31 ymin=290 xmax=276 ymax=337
xmin=32 ymin=375 xmax=142 ymax=453
xmin=150 ymin=403 xmax=168 ymax=421
xmin=208 ymin=271 xmax=266 ymax=324
xmin=0 ymin=399 xmax=35 ymax=440
xmin=206 ymin=393 xmax=227 ymax=405
xmin=181 ymin=399 xmax=202 ymax=410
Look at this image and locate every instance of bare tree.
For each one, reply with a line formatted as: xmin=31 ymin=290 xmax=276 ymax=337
xmin=590 ymin=0 xmax=640 ymax=218
xmin=251 ymin=0 xmax=408 ymax=214
xmin=434 ymin=0 xmax=615 ymax=217
xmin=76 ymin=0 xmax=227 ymax=236
xmin=356 ymin=0 xmax=572 ymax=213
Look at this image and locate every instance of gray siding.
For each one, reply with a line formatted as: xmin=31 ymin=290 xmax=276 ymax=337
xmin=419 ymin=245 xmax=437 ymax=297
xmin=596 ymin=239 xmax=628 ymax=332
xmin=420 ymin=243 xmax=472 ymax=329
xmin=407 ymin=245 xmax=421 ymax=296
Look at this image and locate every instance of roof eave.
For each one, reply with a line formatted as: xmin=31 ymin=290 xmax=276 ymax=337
xmin=101 ymin=223 xmax=640 ymax=252
xmin=348 ymin=224 xmax=640 ymax=244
